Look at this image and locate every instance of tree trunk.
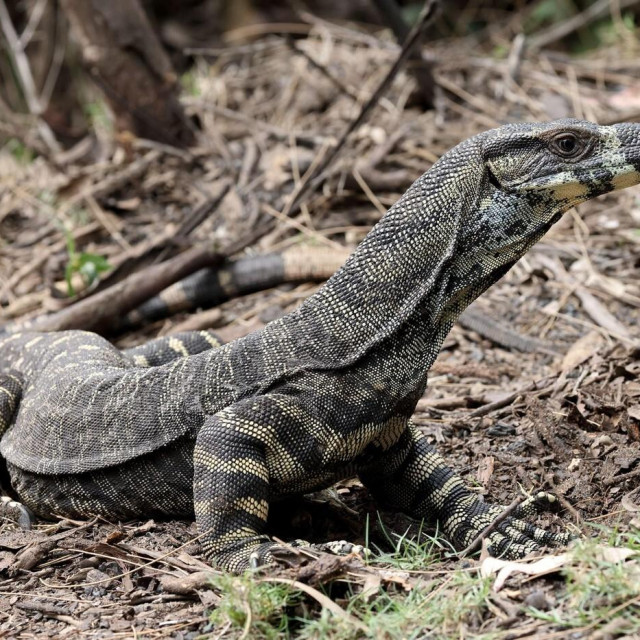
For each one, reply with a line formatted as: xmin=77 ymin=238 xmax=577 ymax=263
xmin=59 ymin=0 xmax=195 ymax=147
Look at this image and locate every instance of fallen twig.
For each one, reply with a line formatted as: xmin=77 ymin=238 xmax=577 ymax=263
xmin=0 ymin=0 xmax=60 ymax=154
xmin=469 ymin=377 xmax=555 ymax=418
xmin=285 ymin=0 xmax=439 ymax=217
xmin=527 ymin=0 xmax=640 ymax=50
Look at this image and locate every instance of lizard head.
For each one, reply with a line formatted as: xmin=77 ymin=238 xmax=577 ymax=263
xmin=482 ymin=118 xmax=640 ymax=213
xmin=440 ymin=119 xmax=640 ymax=310
xmin=456 ymin=119 xmax=640 ymax=260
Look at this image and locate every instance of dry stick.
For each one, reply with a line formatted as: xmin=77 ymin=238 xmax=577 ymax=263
xmin=199 ymin=103 xmax=326 ymax=148
xmin=537 ymin=463 xmax=583 ymax=525
xmin=604 ymin=466 xmax=640 ymax=487
xmin=468 ymin=377 xmax=554 ymax=419
xmin=58 ymin=150 xmax=161 ymax=218
xmin=283 ymin=0 xmax=439 ymax=218
xmin=42 ymin=526 xmax=223 ymax=590
xmin=369 ymin=0 xmax=436 ymax=107
xmin=285 ymin=37 xmax=360 ymax=101
xmin=17 ymin=0 xmax=48 ymax=49
xmin=0 ymin=0 xmax=60 ymax=154
xmin=527 ymin=0 xmax=640 ymax=50
xmin=93 ymin=182 xmax=232 ymax=295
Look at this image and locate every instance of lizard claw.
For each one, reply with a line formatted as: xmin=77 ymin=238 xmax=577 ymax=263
xmin=1 ymin=496 xmax=34 ymax=530
xmin=249 ymin=550 xmax=262 ymax=570
xmin=0 ymin=496 xmax=36 ymax=531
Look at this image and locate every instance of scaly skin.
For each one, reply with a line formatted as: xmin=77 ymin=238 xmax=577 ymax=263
xmin=1 ymin=119 xmax=639 ymax=572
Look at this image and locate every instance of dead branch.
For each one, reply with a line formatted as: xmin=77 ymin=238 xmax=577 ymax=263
xmin=285 ymin=0 xmax=439 ymax=216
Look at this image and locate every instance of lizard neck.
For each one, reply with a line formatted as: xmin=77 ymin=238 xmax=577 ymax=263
xmin=283 ymin=139 xmax=487 ymax=371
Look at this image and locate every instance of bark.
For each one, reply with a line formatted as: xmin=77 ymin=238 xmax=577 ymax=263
xmin=59 ymin=0 xmax=195 ymax=147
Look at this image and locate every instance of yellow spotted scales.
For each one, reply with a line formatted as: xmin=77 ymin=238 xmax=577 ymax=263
xmin=1 ymin=119 xmax=640 ymax=572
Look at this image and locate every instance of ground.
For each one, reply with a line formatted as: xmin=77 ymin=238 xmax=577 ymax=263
xmin=1 ymin=11 xmax=640 ymax=640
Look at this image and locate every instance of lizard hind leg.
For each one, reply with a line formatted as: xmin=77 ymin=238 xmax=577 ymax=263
xmin=0 ymin=371 xmax=34 ymax=529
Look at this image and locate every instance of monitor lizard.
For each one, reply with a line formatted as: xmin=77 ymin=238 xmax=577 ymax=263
xmin=1 ymin=119 xmax=639 ymax=572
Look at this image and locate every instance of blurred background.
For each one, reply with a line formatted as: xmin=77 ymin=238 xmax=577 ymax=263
xmin=2 ymin=0 xmax=638 ymax=153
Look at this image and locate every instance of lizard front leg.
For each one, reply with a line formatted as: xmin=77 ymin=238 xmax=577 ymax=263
xmin=194 ymin=395 xmax=360 ymax=572
xmin=360 ymin=423 xmax=570 ymax=559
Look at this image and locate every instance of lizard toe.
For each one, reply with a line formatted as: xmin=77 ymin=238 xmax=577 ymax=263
xmin=511 ymin=492 xmax=561 ymax=519
xmin=446 ymin=492 xmax=571 ymax=559
xmin=504 ymin=514 xmax=572 ymax=548
xmin=486 ymin=529 xmax=540 ymax=559
xmin=314 ymin=540 xmax=368 ymax=558
xmin=0 ymin=496 xmax=34 ymax=530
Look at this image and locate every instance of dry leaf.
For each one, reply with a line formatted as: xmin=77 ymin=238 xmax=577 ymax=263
xmin=476 ymin=456 xmax=495 ymax=487
xmin=482 ymin=553 xmax=569 ymax=591
xmin=597 ymin=547 xmax=637 ymax=563
xmin=360 ymin=573 xmax=382 ymax=602
xmin=628 ymin=405 xmax=640 ymax=422
xmin=561 ymin=331 xmax=603 ymax=372
xmin=482 ymin=546 xmax=638 ymax=591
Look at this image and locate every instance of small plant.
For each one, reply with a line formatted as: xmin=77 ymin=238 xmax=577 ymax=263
xmin=369 ymin=512 xmax=449 ymax=571
xmin=84 ymin=99 xmax=113 ymax=135
xmin=64 ymin=228 xmax=111 ymax=297
xmin=181 ymin=69 xmax=202 ymax=97
xmin=208 ymin=573 xmax=302 ymax=639
xmin=4 ymin=138 xmax=35 ymax=165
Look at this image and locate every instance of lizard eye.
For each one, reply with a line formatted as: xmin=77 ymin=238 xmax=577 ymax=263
xmin=549 ymin=133 xmax=584 ymax=158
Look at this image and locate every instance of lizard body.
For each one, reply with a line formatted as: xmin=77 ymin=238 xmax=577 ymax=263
xmin=1 ymin=119 xmax=639 ymax=571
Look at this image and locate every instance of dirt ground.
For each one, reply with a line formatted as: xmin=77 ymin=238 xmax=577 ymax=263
xmin=1 ymin=13 xmax=640 ymax=639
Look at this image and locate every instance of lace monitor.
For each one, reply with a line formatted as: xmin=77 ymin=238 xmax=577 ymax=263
xmin=119 ymin=246 xmax=557 ymax=354
xmin=1 ymin=119 xmax=639 ymax=572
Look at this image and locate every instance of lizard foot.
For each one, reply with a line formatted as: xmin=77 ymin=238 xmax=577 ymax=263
xmin=446 ymin=491 xmax=572 ymax=560
xmin=1 ymin=495 xmax=35 ymax=530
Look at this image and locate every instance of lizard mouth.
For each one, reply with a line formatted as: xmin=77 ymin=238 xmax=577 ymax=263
xmin=511 ymin=161 xmax=640 ymax=197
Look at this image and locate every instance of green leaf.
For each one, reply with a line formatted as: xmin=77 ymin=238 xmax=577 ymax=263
xmin=77 ymin=253 xmax=111 ymax=287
